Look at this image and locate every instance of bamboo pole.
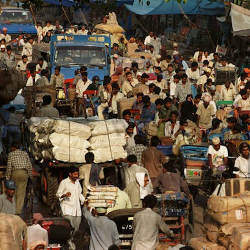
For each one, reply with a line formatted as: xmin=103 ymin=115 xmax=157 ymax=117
xmin=62 ymin=5 xmax=71 ymax=26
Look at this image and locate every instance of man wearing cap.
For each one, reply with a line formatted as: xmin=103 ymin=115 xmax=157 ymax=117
xmin=6 ymin=142 xmax=32 ymax=215
xmin=196 ymin=94 xmax=216 ymax=130
xmin=0 ymin=180 xmax=16 ymax=214
xmin=172 ymin=42 xmax=179 ymax=56
xmin=208 ymin=137 xmax=228 ymax=173
xmin=83 ymin=206 xmax=121 ymax=250
xmin=0 ymin=27 xmax=11 ymax=43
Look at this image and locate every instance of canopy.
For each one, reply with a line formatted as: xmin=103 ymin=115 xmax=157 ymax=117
xmin=230 ymin=3 xmax=250 ymax=37
xmin=43 ymin=0 xmax=75 ymax=7
xmin=125 ymin=0 xmax=225 ymax=16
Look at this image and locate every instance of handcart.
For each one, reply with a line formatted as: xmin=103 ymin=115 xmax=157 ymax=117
xmin=180 ymin=145 xmax=208 ymax=186
xmin=154 ymin=192 xmax=193 ymax=245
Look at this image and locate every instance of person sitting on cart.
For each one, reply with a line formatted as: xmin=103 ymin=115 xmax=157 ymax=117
xmin=208 ymin=137 xmax=228 ymax=175
xmin=35 ymin=95 xmax=59 ymax=118
xmin=154 ymin=161 xmax=190 ymax=198
xmin=50 ymin=66 xmax=64 ymax=88
xmin=132 ymin=194 xmax=174 ymax=250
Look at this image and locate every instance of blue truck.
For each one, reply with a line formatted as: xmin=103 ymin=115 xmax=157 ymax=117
xmin=50 ymin=34 xmax=111 ymax=83
xmin=0 ymin=7 xmax=37 ymax=34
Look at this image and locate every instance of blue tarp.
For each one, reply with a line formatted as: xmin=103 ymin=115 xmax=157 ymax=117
xmin=125 ymin=0 xmax=225 ymax=15
xmin=43 ymin=0 xmax=75 ymax=7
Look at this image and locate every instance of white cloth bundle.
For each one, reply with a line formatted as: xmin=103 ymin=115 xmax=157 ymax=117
xmin=54 ymin=120 xmax=91 ymax=139
xmin=89 ymin=133 xmax=126 ymax=149
xmin=91 ymin=146 xmax=127 ymax=163
xmin=52 ymin=147 xmax=87 ymax=163
xmin=89 ymin=119 xmax=127 ymax=136
xmin=49 ymin=132 xmax=90 ymax=150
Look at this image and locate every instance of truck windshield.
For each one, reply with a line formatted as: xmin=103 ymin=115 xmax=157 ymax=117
xmin=0 ymin=10 xmax=32 ymax=23
xmin=55 ymin=46 xmax=106 ymax=67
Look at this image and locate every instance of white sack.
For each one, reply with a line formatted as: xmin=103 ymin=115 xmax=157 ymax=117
xmin=49 ymin=133 xmax=90 ymax=150
xmin=91 ymin=146 xmax=127 ymax=163
xmin=89 ymin=119 xmax=128 ymax=136
xmin=89 ymin=133 xmax=126 ymax=149
xmin=54 ymin=120 xmax=91 ymax=139
xmin=52 ymin=146 xmax=87 ymax=163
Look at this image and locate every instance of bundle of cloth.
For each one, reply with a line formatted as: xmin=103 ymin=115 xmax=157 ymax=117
xmin=28 ymin=118 xmax=128 ymax=163
xmin=28 ymin=117 xmax=91 ymax=163
xmin=88 ymin=119 xmax=128 ymax=163
xmin=86 ymin=185 xmax=118 ymax=208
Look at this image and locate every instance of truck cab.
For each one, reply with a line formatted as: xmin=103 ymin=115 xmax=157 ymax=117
xmin=0 ymin=7 xmax=37 ymax=35
xmin=50 ymin=34 xmax=111 ymax=83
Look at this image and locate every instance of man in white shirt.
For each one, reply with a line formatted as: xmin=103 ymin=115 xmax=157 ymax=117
xmin=16 ymin=55 xmax=28 ymax=72
xmin=144 ymin=31 xmax=154 ymax=45
xmin=42 ymin=21 xmax=55 ymax=37
xmin=22 ymin=37 xmax=33 ymax=62
xmin=237 ymin=88 xmax=250 ymax=111
xmin=56 ymin=167 xmax=84 ymax=233
xmin=208 ymin=137 xmax=228 ymax=174
xmin=186 ymin=61 xmax=200 ymax=83
xmin=76 ymin=71 xmax=92 ymax=117
xmin=78 ymin=25 xmax=88 ymax=35
xmin=234 ymin=142 xmax=250 ymax=177
xmin=0 ymin=27 xmax=11 ymax=43
xmin=221 ymin=81 xmax=236 ymax=101
xmin=36 ymin=58 xmax=48 ymax=72
xmin=109 ymin=83 xmax=124 ymax=118
xmin=26 ymin=69 xmax=41 ymax=86
xmin=169 ymin=74 xmax=180 ymax=98
xmin=122 ymin=72 xmax=137 ymax=97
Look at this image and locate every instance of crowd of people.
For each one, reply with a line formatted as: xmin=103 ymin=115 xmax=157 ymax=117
xmin=0 ymin=14 xmax=249 ymax=250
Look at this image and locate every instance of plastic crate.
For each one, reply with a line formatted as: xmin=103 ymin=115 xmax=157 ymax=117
xmin=180 ymin=145 xmax=208 ymax=161
xmin=157 ymin=145 xmax=173 ymax=156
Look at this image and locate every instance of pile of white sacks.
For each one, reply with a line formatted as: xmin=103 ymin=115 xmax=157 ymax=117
xmin=28 ymin=117 xmax=128 ymax=163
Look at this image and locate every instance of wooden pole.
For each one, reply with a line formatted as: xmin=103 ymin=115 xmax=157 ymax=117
xmin=29 ymin=4 xmax=37 ymax=27
xmin=61 ymin=6 xmax=71 ymax=26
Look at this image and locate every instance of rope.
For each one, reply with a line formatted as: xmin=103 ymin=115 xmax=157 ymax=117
xmin=104 ymin=119 xmax=114 ymax=162
xmin=68 ymin=120 xmax=71 ymax=162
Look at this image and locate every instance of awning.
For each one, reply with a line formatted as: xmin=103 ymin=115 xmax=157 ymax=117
xmin=43 ymin=0 xmax=75 ymax=7
xmin=230 ymin=3 xmax=250 ymax=37
xmin=125 ymin=0 xmax=225 ymax=16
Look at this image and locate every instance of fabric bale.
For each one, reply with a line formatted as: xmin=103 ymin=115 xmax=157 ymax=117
xmin=89 ymin=119 xmax=127 ymax=136
xmin=49 ymin=132 xmax=90 ymax=150
xmin=95 ymin=23 xmax=125 ymax=34
xmin=225 ymin=178 xmax=250 ymax=197
xmin=89 ymin=133 xmax=126 ymax=149
xmin=231 ymin=226 xmax=250 ymax=250
xmin=207 ymin=194 xmax=250 ymax=225
xmin=189 ymin=237 xmax=226 ymax=250
xmin=218 ymin=236 xmax=231 ymax=249
xmin=117 ymin=97 xmax=136 ymax=118
xmin=91 ymin=146 xmax=127 ymax=163
xmin=52 ymin=146 xmax=87 ymax=163
xmin=204 ymin=216 xmax=221 ymax=243
xmin=53 ymin=120 xmax=91 ymax=139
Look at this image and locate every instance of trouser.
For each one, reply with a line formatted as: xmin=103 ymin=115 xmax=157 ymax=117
xmin=77 ymin=98 xmax=87 ymax=118
xmin=97 ymin=103 xmax=108 ymax=120
xmin=11 ymin=169 xmax=28 ymax=214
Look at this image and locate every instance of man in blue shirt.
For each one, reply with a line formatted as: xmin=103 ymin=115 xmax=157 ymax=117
xmin=140 ymin=95 xmax=156 ymax=124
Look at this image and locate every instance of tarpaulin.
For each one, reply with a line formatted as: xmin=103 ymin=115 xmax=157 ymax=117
xmin=230 ymin=3 xmax=250 ymax=37
xmin=43 ymin=0 xmax=75 ymax=7
xmin=125 ymin=0 xmax=225 ymax=16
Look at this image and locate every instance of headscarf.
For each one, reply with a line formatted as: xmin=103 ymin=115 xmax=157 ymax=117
xmin=136 ymin=172 xmax=152 ymax=199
